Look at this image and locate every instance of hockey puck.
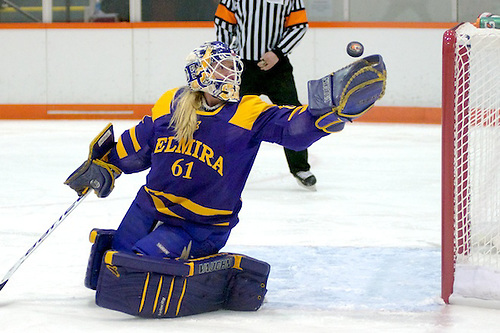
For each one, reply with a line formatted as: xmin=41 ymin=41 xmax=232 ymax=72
xmin=347 ymin=41 xmax=364 ymax=57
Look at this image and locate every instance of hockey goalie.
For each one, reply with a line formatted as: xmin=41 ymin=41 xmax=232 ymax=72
xmin=65 ymin=41 xmax=386 ymax=318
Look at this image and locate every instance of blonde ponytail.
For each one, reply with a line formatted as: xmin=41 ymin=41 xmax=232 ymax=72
xmin=170 ymin=88 xmax=203 ymax=143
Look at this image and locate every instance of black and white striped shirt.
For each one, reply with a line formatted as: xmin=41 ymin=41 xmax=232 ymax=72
xmin=215 ymin=0 xmax=308 ymax=61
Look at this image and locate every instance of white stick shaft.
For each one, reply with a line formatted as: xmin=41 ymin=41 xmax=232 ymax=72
xmin=0 ymin=191 xmax=90 ymax=290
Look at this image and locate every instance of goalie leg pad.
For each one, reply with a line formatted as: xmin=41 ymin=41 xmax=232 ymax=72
xmin=84 ymin=228 xmax=116 ymax=290
xmin=95 ymin=251 xmax=270 ymax=318
xmin=224 ymin=255 xmax=271 ymax=311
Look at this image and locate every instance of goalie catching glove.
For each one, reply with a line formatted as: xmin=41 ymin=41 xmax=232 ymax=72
xmin=65 ymin=123 xmax=122 ymax=198
xmin=308 ymin=54 xmax=386 ymax=133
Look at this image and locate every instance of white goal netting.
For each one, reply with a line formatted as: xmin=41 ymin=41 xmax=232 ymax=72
xmin=450 ymin=23 xmax=500 ymax=302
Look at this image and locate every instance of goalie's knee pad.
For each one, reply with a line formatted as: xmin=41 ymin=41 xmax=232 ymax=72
xmin=84 ymin=228 xmax=116 ymax=290
xmin=94 ymin=251 xmax=270 ymax=318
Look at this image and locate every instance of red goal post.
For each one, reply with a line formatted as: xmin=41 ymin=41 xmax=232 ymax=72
xmin=442 ymin=22 xmax=500 ymax=306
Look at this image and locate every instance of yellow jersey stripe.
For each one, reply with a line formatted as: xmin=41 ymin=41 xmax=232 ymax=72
xmin=229 ymin=95 xmax=273 ymax=130
xmin=149 ymin=194 xmax=185 ymax=219
xmin=146 ymin=187 xmax=233 ymax=216
xmin=152 ymin=88 xmax=177 ymax=121
xmin=196 ymin=104 xmax=224 ymax=116
xmin=129 ymin=126 xmax=142 ymax=152
xmin=116 ymin=137 xmax=128 ymax=159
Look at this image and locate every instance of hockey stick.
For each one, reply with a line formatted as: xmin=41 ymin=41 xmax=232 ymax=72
xmin=0 ymin=191 xmax=91 ymax=291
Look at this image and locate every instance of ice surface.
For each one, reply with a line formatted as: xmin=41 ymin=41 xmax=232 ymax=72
xmin=1 ymin=120 xmax=499 ymax=332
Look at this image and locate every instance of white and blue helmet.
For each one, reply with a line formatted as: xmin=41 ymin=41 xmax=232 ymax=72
xmin=185 ymin=41 xmax=243 ymax=102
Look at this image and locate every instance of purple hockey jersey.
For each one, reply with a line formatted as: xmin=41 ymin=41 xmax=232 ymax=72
xmin=107 ymin=87 xmax=329 ymax=231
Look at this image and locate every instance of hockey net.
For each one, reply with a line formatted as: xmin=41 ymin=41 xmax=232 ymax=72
xmin=442 ymin=22 xmax=500 ymax=305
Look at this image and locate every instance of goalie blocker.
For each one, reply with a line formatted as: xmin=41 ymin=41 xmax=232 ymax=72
xmin=86 ymin=229 xmax=270 ymax=318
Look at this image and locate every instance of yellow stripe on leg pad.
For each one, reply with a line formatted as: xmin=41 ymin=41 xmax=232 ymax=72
xmin=104 ymin=251 xmax=118 ymax=265
xmin=89 ymin=229 xmax=98 ymax=243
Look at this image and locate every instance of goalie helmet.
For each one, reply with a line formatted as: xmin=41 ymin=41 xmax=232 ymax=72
xmin=185 ymin=41 xmax=243 ymax=102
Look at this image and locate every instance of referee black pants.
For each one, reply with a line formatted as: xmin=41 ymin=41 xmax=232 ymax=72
xmin=239 ymin=57 xmax=310 ymax=174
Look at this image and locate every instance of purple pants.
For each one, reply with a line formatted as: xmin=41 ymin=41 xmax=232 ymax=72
xmin=112 ymin=200 xmax=231 ymax=259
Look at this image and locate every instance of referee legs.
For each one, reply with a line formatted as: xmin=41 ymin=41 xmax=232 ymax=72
xmin=240 ymin=58 xmax=317 ymax=189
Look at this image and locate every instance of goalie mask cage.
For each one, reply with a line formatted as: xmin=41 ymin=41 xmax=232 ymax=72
xmin=442 ymin=22 xmax=500 ymax=306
